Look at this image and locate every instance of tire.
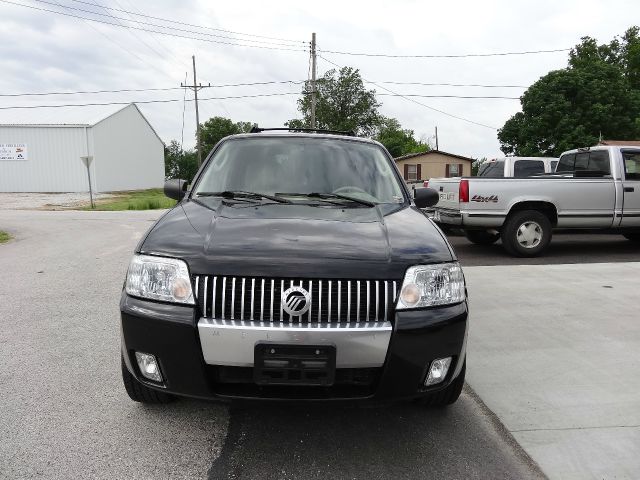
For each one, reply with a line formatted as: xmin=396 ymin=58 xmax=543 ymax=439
xmin=623 ymin=233 xmax=640 ymax=242
xmin=121 ymin=357 xmax=175 ymax=404
xmin=465 ymin=230 xmax=500 ymax=245
xmin=416 ymin=360 xmax=465 ymax=407
xmin=500 ymin=210 xmax=552 ymax=257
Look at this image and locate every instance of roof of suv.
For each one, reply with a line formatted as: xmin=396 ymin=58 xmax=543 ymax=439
xmin=227 ymin=131 xmax=380 ymax=145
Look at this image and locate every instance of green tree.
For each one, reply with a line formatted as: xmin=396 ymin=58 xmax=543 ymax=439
xmin=471 ymin=157 xmax=487 ymax=176
xmin=287 ymin=67 xmax=382 ymax=136
xmin=165 ymin=140 xmax=198 ymax=182
xmin=374 ymin=117 xmax=430 ymax=157
xmin=199 ymin=116 xmax=256 ymax=156
xmin=498 ymin=27 xmax=640 ymax=156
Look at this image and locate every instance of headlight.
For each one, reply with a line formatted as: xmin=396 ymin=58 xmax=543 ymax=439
xmin=396 ymin=262 xmax=465 ymax=309
xmin=125 ymin=254 xmax=194 ymax=305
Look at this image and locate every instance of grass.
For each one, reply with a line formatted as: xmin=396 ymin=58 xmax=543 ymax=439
xmin=85 ymin=188 xmax=177 ymax=211
xmin=0 ymin=231 xmax=11 ymax=244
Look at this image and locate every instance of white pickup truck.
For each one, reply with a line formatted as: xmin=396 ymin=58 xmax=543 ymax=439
xmin=427 ymin=145 xmax=640 ymax=256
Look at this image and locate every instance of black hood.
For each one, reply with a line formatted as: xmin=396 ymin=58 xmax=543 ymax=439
xmin=138 ymin=199 xmax=454 ymax=279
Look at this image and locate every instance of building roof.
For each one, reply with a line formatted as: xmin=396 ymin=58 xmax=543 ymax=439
xmin=394 ymin=149 xmax=475 ymax=162
xmin=0 ymin=103 xmax=135 ymax=127
xmin=0 ymin=103 xmax=163 ymax=145
xmin=598 ymin=140 xmax=640 ymax=147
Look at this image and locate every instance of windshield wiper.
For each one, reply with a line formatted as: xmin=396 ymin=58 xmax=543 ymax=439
xmin=195 ymin=191 xmax=291 ymax=204
xmin=275 ymin=192 xmax=375 ymax=207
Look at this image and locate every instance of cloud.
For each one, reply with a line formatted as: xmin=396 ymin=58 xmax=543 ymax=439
xmin=0 ymin=0 xmax=637 ymax=157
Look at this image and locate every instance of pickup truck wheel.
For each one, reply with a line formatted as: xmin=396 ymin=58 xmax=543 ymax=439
xmin=121 ymin=357 xmax=175 ymax=404
xmin=501 ymin=210 xmax=552 ymax=257
xmin=416 ymin=360 xmax=465 ymax=407
xmin=465 ymin=230 xmax=500 ymax=245
xmin=623 ymin=233 xmax=640 ymax=242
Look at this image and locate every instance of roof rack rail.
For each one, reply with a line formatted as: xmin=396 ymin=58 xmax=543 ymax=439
xmin=249 ymin=127 xmax=356 ymax=136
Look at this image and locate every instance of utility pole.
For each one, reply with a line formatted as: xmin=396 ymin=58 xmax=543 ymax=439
xmin=181 ymin=55 xmax=210 ymax=166
xmin=310 ymin=32 xmax=317 ymax=129
xmin=435 ymin=126 xmax=439 ymax=150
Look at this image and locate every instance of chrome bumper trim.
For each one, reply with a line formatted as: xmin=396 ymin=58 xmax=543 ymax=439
xmin=198 ymin=319 xmax=392 ymax=368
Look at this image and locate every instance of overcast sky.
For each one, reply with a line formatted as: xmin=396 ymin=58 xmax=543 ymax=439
xmin=1 ymin=0 xmax=638 ymax=158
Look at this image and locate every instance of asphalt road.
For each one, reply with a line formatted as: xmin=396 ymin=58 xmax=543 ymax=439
xmin=448 ymin=232 xmax=640 ymax=266
xmin=0 ymin=209 xmax=545 ymax=480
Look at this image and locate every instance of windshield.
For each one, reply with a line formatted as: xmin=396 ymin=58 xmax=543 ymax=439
xmin=193 ymin=137 xmax=406 ymax=204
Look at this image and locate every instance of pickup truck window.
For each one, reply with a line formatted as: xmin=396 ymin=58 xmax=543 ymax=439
xmin=514 ymin=160 xmax=545 ymax=177
xmin=557 ymin=151 xmax=610 ymax=174
xmin=477 ymin=161 xmax=505 ymax=177
xmin=194 ymin=137 xmax=406 ymax=204
xmin=551 ymin=160 xmax=558 ymax=172
xmin=622 ymin=150 xmax=640 ymax=180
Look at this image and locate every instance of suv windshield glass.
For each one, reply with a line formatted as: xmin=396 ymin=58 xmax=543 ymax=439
xmin=193 ymin=137 xmax=405 ymax=204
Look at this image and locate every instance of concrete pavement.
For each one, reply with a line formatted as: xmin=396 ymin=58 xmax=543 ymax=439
xmin=2 ymin=207 xmax=639 ymax=479
xmin=465 ymin=263 xmax=640 ymax=480
xmin=0 ymin=209 xmax=543 ymax=479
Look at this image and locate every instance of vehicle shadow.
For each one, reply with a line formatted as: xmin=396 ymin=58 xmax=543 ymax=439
xmin=206 ymin=388 xmax=543 ymax=480
xmin=449 ymin=234 xmax=640 ymax=266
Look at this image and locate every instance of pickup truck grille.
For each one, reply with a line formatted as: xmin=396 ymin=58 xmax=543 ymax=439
xmin=193 ymin=275 xmax=399 ymax=324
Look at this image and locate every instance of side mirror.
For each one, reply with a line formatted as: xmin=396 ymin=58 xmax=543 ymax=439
xmin=164 ymin=179 xmax=188 ymax=201
xmin=414 ymin=187 xmax=439 ymax=208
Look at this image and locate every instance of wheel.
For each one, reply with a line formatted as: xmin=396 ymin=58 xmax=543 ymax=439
xmin=465 ymin=230 xmax=500 ymax=245
xmin=500 ymin=210 xmax=552 ymax=257
xmin=416 ymin=360 xmax=465 ymax=407
xmin=121 ymin=357 xmax=175 ymax=404
xmin=623 ymin=233 xmax=640 ymax=242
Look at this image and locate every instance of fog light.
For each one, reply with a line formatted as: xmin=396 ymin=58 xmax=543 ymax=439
xmin=135 ymin=352 xmax=163 ymax=382
xmin=425 ymin=357 xmax=452 ymax=386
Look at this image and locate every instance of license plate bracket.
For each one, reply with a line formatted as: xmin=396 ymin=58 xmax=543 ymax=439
xmin=254 ymin=344 xmax=336 ymax=386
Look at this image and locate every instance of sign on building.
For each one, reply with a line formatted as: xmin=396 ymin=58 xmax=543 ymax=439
xmin=0 ymin=144 xmax=28 ymax=161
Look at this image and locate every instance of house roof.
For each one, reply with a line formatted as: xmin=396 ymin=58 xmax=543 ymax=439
xmin=394 ymin=149 xmax=475 ymax=162
xmin=598 ymin=140 xmax=640 ymax=147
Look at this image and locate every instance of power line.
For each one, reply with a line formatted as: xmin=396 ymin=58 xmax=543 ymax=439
xmin=32 ymin=0 xmax=306 ymax=48
xmin=0 ymin=92 xmax=300 ymax=110
xmin=318 ymin=54 xmax=497 ymax=130
xmin=377 ymin=93 xmax=519 ymax=99
xmin=318 ymin=47 xmax=570 ymax=59
xmin=68 ymin=0 xmax=307 ymax=45
xmin=53 ymin=1 xmax=176 ymax=81
xmin=373 ymin=81 xmax=527 ymax=88
xmin=0 ymin=80 xmax=305 ymax=97
xmin=0 ymin=0 xmax=308 ymax=52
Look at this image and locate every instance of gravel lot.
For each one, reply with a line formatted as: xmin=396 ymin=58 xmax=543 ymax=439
xmin=0 ymin=192 xmax=113 ymax=210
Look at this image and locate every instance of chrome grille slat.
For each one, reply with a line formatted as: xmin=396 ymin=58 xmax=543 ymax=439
xmin=347 ymin=280 xmax=351 ymax=321
xmin=318 ymin=280 xmax=322 ymax=323
xmin=250 ymin=278 xmax=255 ymax=320
xmin=231 ymin=277 xmax=236 ymax=320
xmin=194 ymin=275 xmax=399 ymax=326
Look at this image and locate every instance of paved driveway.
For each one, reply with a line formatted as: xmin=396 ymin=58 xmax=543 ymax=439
xmin=0 ymin=209 xmax=542 ymax=480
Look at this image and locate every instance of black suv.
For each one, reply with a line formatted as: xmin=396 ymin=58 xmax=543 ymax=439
xmin=120 ymin=131 xmax=468 ymax=405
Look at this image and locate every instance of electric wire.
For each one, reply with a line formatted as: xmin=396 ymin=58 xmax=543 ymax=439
xmin=32 ymin=0 xmax=306 ymax=48
xmin=68 ymin=0 xmax=307 ymax=45
xmin=0 ymin=0 xmax=309 ymax=52
xmin=318 ymin=54 xmax=498 ymax=130
xmin=0 ymin=92 xmax=301 ymax=110
xmin=0 ymin=80 xmax=306 ymax=97
xmin=318 ymin=47 xmax=570 ymax=58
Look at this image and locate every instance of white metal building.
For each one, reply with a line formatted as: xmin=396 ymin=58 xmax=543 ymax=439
xmin=0 ymin=103 xmax=164 ymax=192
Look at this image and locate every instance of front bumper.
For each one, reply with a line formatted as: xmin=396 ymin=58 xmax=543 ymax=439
xmin=120 ymin=294 xmax=468 ymax=401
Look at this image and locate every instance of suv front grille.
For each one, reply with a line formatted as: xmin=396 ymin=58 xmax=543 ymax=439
xmin=193 ymin=275 xmax=399 ymax=324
